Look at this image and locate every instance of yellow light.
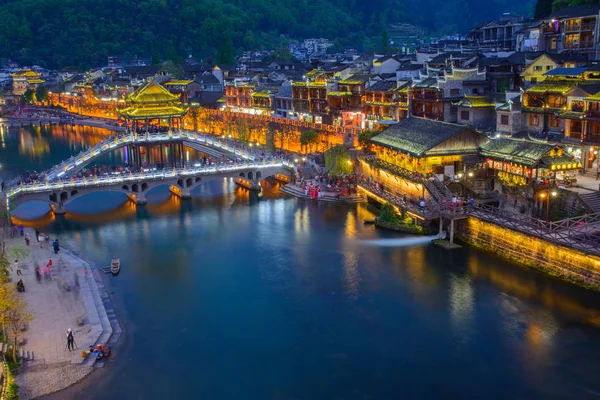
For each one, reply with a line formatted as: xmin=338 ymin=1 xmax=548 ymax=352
xmin=540 ymin=193 xmax=547 ymax=199
xmin=458 ymin=173 xmax=463 ymax=178
xmin=551 ymin=191 xmax=558 ymax=197
xmin=468 ymin=172 xmax=474 ymax=177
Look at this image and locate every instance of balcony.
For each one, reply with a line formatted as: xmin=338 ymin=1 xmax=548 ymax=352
xmin=585 ymin=110 xmax=600 ymax=119
xmin=582 ymin=22 xmax=596 ymax=31
xmin=413 ymin=93 xmax=441 ymax=101
xmin=543 ymin=26 xmax=561 ymax=35
xmin=565 ymin=24 xmax=581 ymax=33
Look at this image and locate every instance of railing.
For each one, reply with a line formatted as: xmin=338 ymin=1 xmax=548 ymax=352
xmin=33 ymin=131 xmax=257 ymax=185
xmin=7 ymin=159 xmax=294 ymax=198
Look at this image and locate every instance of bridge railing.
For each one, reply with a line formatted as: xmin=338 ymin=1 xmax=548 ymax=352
xmin=40 ymin=131 xmax=258 ymax=183
xmin=8 ymin=159 xmax=295 ymax=198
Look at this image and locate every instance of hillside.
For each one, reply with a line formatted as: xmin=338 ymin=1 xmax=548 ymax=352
xmin=0 ymin=0 xmax=535 ymax=68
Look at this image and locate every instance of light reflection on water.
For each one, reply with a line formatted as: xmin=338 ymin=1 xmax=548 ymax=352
xmin=6 ymin=125 xmax=600 ymax=398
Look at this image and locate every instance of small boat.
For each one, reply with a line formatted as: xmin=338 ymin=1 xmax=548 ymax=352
xmin=110 ymin=258 xmax=120 ymax=275
xmin=101 ymin=258 xmax=121 ymax=275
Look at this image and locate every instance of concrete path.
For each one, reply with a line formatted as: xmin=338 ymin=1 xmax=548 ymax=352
xmin=7 ymin=228 xmax=108 ymax=365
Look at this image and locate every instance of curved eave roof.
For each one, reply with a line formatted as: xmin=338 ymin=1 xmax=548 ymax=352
xmin=127 ymin=82 xmax=180 ymax=103
xmin=118 ymin=105 xmax=189 ymax=118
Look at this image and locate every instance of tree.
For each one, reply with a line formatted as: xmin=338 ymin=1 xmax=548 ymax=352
xmin=300 ymin=130 xmax=319 ymax=153
xmin=381 ymin=27 xmax=389 ymax=51
xmin=35 ymin=85 xmax=48 ymax=104
xmin=534 ymin=0 xmax=554 ymax=18
xmin=379 ymin=202 xmax=399 ymax=224
xmin=22 ymin=89 xmax=34 ymax=104
xmin=0 ymin=285 xmax=32 ymax=362
xmin=161 ymin=60 xmax=184 ymax=79
xmin=266 ymin=125 xmax=276 ymax=153
xmin=216 ymin=35 xmax=234 ymax=65
xmin=274 ymin=46 xmax=292 ymax=61
xmin=358 ymin=129 xmax=378 ymax=153
xmin=324 ymin=145 xmax=353 ymax=175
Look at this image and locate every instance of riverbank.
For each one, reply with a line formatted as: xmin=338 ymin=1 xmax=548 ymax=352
xmin=5 ymin=228 xmax=121 ymax=399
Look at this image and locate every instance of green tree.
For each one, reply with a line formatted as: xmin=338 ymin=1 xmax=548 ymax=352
xmin=534 ymin=0 xmax=554 ymax=18
xmin=379 ymin=202 xmax=399 ymax=224
xmin=266 ymin=125 xmax=276 ymax=153
xmin=324 ymin=145 xmax=353 ymax=175
xmin=4 ymin=288 xmax=32 ymax=363
xmin=35 ymin=85 xmax=48 ymax=104
xmin=22 ymin=89 xmax=34 ymax=104
xmin=300 ymin=130 xmax=319 ymax=153
xmin=358 ymin=129 xmax=378 ymax=153
xmin=217 ymin=35 xmax=235 ymax=65
xmin=274 ymin=46 xmax=292 ymax=61
xmin=381 ymin=27 xmax=389 ymax=51
xmin=161 ymin=60 xmax=184 ymax=78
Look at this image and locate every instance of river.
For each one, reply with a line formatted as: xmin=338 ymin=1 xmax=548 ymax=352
xmin=4 ymin=123 xmax=600 ymax=399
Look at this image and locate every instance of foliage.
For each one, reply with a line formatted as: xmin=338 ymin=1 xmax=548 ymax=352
xmin=534 ymin=0 xmax=554 ymax=18
xmin=161 ymin=61 xmax=184 ymax=79
xmin=266 ymin=125 xmax=276 ymax=153
xmin=324 ymin=145 xmax=353 ymax=175
xmin=358 ymin=130 xmax=379 ymax=153
xmin=300 ymin=130 xmax=319 ymax=152
xmin=552 ymin=0 xmax=598 ymax=12
xmin=22 ymin=89 xmax=34 ymax=104
xmin=4 ymin=287 xmax=32 ymax=363
xmin=379 ymin=203 xmax=400 ymax=224
xmin=35 ymin=85 xmax=48 ymax=103
xmin=0 ymin=0 xmax=536 ymax=68
xmin=5 ymin=374 xmax=18 ymax=400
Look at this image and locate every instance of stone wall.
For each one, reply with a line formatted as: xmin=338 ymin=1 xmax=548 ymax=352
xmin=458 ymin=217 xmax=600 ymax=291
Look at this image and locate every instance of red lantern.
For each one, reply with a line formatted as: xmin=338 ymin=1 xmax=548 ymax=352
xmin=117 ymin=120 xmax=123 ymax=126
xmin=126 ymin=121 xmax=133 ymax=127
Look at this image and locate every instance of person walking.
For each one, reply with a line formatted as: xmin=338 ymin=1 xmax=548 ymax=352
xmin=35 ymin=228 xmax=40 ymax=242
xmin=14 ymin=260 xmax=22 ymax=276
xmin=53 ymin=239 xmax=60 ymax=254
xmin=66 ymin=329 xmax=75 ymax=351
xmin=24 ymin=233 xmax=30 ymax=247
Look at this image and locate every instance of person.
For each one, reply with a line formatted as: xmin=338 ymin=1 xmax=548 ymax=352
xmin=35 ymin=266 xmax=42 ymax=283
xmin=24 ymin=233 xmax=30 ymax=247
xmin=66 ymin=329 xmax=75 ymax=351
xmin=53 ymin=239 xmax=60 ymax=254
xmin=18 ymin=224 xmax=24 ymax=237
xmin=35 ymin=228 xmax=40 ymax=242
xmin=16 ymin=280 xmax=25 ymax=293
xmin=15 ymin=260 xmax=21 ymax=276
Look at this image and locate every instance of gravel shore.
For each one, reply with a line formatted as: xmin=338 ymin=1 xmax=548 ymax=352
xmin=16 ymin=362 xmax=94 ymax=400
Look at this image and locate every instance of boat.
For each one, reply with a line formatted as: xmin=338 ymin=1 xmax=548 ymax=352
xmin=100 ymin=258 xmax=121 ymax=275
xmin=110 ymin=258 xmax=120 ymax=275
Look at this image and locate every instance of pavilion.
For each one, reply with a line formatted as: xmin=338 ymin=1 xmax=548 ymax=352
xmin=118 ymin=81 xmax=189 ymax=136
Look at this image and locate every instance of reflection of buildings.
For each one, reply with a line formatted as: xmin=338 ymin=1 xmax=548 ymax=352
xmin=19 ymin=130 xmax=50 ymax=160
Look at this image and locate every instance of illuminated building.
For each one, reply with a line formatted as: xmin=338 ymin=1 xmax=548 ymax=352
xmin=10 ymin=69 xmax=45 ymax=96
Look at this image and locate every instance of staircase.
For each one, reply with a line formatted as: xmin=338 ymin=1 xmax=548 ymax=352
xmin=579 ymin=191 xmax=600 ymax=213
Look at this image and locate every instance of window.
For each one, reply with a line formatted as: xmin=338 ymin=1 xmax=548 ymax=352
xmin=546 ymin=65 xmax=552 ymax=71
xmin=531 ymin=77 xmax=538 ymax=84
xmin=450 ymin=88 xmax=460 ymax=96
xmin=472 ymin=88 xmax=479 ymax=95
xmin=534 ymin=65 xmax=543 ymax=71
xmin=549 ymin=115 xmax=561 ymax=128
xmin=461 ymin=110 xmax=470 ymax=120
xmin=501 ymin=115 xmax=509 ymax=125
xmin=529 ymin=114 xmax=540 ymax=126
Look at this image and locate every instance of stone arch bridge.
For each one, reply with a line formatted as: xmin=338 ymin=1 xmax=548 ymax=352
xmin=7 ymin=161 xmax=294 ymax=215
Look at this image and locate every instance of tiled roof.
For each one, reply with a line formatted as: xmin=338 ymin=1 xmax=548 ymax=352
xmin=479 ymin=138 xmax=569 ymax=166
xmin=456 ymin=96 xmax=496 ymax=108
xmin=366 ymin=81 xmax=397 ymax=92
xmin=371 ymin=117 xmax=470 ymax=157
xmin=547 ymin=4 xmax=600 ymax=20
xmin=339 ymin=74 xmax=374 ymax=85
xmin=127 ymin=82 xmax=180 ymax=103
xmin=526 ymin=78 xmax=579 ymax=94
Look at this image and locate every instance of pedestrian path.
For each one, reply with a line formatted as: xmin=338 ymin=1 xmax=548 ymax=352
xmin=7 ymin=229 xmax=111 ymax=366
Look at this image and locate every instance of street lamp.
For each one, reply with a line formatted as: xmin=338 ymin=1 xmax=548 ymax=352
xmin=539 ymin=190 xmax=558 ymax=223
